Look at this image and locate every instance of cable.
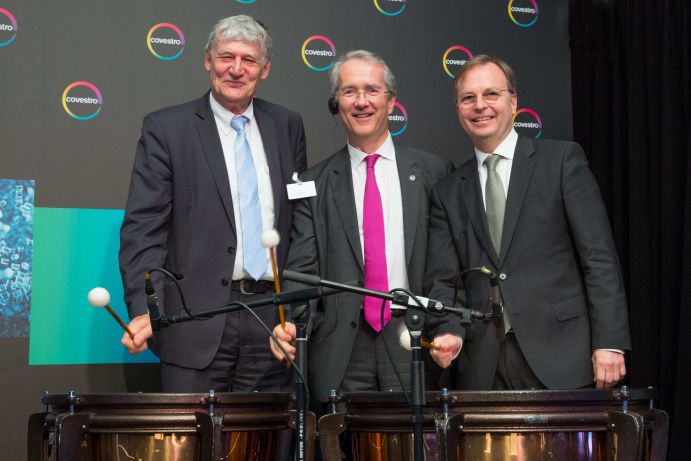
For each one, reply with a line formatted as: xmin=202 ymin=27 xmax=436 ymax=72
xmin=230 ymin=299 xmax=310 ymax=402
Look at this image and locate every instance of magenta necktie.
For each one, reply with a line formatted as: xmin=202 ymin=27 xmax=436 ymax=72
xmin=362 ymin=154 xmax=390 ymax=331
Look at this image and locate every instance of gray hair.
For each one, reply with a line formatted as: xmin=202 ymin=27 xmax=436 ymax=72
xmin=204 ymin=15 xmax=272 ymax=63
xmin=329 ymin=50 xmax=397 ymax=97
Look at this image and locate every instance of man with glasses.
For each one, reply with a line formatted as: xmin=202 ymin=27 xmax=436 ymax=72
xmin=119 ymin=15 xmax=306 ymax=393
xmin=269 ymin=50 xmax=462 ymax=403
xmin=425 ymin=55 xmax=630 ymax=390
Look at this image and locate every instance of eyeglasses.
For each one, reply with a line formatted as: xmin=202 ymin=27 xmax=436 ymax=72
xmin=337 ymin=87 xmax=392 ymax=100
xmin=457 ymin=88 xmax=513 ymax=108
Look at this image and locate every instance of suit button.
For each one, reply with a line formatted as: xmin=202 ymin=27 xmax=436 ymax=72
xmin=350 ymin=321 xmax=358 ymax=329
xmin=221 ymin=278 xmax=229 ymax=286
xmin=498 ymin=273 xmax=507 ymax=281
xmin=227 ymin=246 xmax=235 ymax=254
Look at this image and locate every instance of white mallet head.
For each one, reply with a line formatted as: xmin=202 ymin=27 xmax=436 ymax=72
xmin=87 ymin=287 xmax=111 ymax=307
xmin=399 ymin=327 xmax=412 ymax=351
xmin=261 ymin=229 xmax=281 ymax=249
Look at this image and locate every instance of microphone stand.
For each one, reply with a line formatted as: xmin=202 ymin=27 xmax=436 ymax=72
xmin=405 ymin=307 xmax=426 ymax=461
xmin=282 ymin=270 xmax=489 ymax=461
xmin=291 ymin=302 xmax=310 ymax=461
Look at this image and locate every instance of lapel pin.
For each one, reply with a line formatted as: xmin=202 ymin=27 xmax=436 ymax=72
xmin=409 ymin=174 xmax=416 ymax=182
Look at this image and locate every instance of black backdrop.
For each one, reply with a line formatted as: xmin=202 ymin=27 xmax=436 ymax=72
xmin=1 ymin=0 xmax=686 ymax=458
xmin=570 ymin=0 xmax=690 ymax=458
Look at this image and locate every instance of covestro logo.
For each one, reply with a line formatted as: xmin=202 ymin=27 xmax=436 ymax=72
xmin=147 ymin=23 xmax=185 ymax=60
xmin=513 ymin=108 xmax=542 ymax=138
xmin=388 ymin=102 xmax=408 ymax=136
xmin=374 ymin=0 xmax=406 ymax=16
xmin=508 ymin=0 xmax=539 ymax=27
xmin=0 ymin=8 xmax=18 ymax=47
xmin=62 ymin=82 xmax=103 ymax=121
xmin=301 ymin=36 xmax=336 ymax=71
xmin=443 ymin=46 xmax=473 ymax=78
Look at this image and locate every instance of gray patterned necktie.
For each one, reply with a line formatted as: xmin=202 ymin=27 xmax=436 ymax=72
xmin=484 ymin=154 xmax=512 ymax=333
xmin=484 ymin=154 xmax=505 ymax=256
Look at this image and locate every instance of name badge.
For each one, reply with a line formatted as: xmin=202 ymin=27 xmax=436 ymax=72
xmin=287 ymin=181 xmax=316 ymax=200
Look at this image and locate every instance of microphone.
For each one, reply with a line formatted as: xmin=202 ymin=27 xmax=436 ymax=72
xmin=145 ymin=272 xmax=162 ymax=332
xmin=283 ymin=270 xmax=485 ymax=323
xmin=87 ymin=287 xmax=135 ymax=339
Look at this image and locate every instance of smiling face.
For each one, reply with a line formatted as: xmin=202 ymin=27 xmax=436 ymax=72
xmin=204 ymin=39 xmax=271 ymax=114
xmin=455 ymin=62 xmax=517 ymax=152
xmin=336 ymin=58 xmax=396 ymax=154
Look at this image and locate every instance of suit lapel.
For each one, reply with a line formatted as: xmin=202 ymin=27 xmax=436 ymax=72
xmin=195 ymin=94 xmax=237 ymax=238
xmin=459 ymin=159 xmax=500 ymax=267
xmin=253 ymin=99 xmax=284 ymax=228
xmin=501 ymin=136 xmax=536 ymax=265
xmin=395 ymin=144 xmax=421 ymax=267
xmin=330 ymin=149 xmax=364 ymax=272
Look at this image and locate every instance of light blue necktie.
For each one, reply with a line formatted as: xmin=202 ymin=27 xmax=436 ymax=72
xmin=230 ymin=115 xmax=266 ymax=281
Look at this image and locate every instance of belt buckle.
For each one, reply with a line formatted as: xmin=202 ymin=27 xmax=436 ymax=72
xmin=239 ymin=280 xmax=252 ymax=295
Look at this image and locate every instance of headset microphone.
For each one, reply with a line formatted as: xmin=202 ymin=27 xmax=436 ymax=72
xmin=327 ymin=97 xmax=339 ymax=115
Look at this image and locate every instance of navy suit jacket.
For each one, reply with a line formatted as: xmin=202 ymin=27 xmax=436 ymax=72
xmin=119 ymin=93 xmax=307 ymax=368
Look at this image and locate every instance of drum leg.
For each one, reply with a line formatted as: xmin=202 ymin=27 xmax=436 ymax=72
xmin=607 ymin=410 xmax=645 ymax=461
xmin=318 ymin=413 xmax=346 ymax=461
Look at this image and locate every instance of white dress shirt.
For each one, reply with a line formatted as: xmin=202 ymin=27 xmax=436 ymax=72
xmin=210 ymin=94 xmax=275 ymax=281
xmin=348 ymin=133 xmax=409 ymax=293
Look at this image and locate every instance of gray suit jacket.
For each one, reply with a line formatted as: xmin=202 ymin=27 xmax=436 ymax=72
xmin=425 ymin=136 xmax=631 ymax=389
xmin=119 ymin=93 xmax=307 ymax=369
xmin=284 ymin=142 xmax=458 ymax=402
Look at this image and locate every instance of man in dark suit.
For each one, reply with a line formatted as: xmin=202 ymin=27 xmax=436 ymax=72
xmin=269 ymin=50 xmax=462 ymax=403
xmin=119 ymin=15 xmax=307 ymax=393
xmin=425 ymin=55 xmax=630 ymax=390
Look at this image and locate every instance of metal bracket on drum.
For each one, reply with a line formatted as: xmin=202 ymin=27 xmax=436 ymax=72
xmin=53 ymin=412 xmax=91 ymax=461
xmin=606 ymin=410 xmax=646 ymax=461
xmin=318 ymin=412 xmax=346 ymax=461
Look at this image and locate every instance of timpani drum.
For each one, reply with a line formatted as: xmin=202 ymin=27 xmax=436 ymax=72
xmin=318 ymin=387 xmax=668 ymax=461
xmin=27 ymin=391 xmax=313 ymax=461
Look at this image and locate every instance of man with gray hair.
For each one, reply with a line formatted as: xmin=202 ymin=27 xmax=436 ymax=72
xmin=120 ymin=15 xmax=306 ymax=393
xmin=269 ymin=50 xmax=462 ymax=403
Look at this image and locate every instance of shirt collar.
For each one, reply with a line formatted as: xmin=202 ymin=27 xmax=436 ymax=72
xmin=348 ymin=132 xmax=395 ymax=167
xmin=209 ymin=93 xmax=255 ymax=135
xmin=474 ymin=129 xmax=518 ymax=165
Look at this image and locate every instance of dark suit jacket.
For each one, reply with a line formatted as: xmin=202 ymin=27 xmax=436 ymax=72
xmin=424 ymin=136 xmax=631 ymax=389
xmin=119 ymin=93 xmax=307 ymax=369
xmin=284 ymin=142 xmax=459 ymax=402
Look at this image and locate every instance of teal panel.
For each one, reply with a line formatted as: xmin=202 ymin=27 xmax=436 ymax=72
xmin=29 ymin=207 xmax=157 ymax=364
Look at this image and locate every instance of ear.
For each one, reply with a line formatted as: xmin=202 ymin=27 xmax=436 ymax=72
xmin=260 ymin=60 xmax=272 ymax=80
xmin=204 ymin=52 xmax=212 ymax=73
xmin=510 ymin=92 xmax=518 ymax=114
xmin=387 ymin=93 xmax=397 ymax=114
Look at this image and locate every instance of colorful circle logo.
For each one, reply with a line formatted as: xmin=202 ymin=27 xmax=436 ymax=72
xmin=374 ymin=0 xmax=406 ymax=16
xmin=147 ymin=23 xmax=185 ymax=61
xmin=508 ymin=0 xmax=539 ymax=27
xmin=62 ymin=82 xmax=103 ymax=121
xmin=301 ymin=36 xmax=336 ymax=71
xmin=513 ymin=108 xmax=542 ymax=138
xmin=0 ymin=8 xmax=18 ymax=47
xmin=388 ymin=102 xmax=408 ymax=136
xmin=442 ymin=46 xmax=474 ymax=78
